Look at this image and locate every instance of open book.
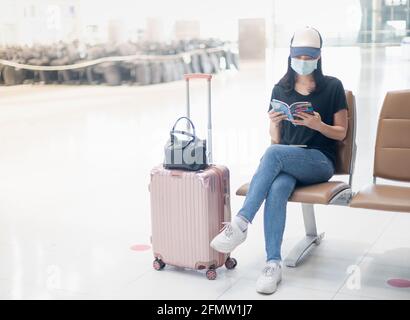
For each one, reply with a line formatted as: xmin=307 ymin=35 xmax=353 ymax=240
xmin=270 ymin=99 xmax=314 ymax=126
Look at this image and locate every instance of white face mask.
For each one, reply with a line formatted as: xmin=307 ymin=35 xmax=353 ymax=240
xmin=291 ymin=58 xmax=318 ymax=75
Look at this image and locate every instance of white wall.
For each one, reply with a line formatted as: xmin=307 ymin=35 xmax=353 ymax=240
xmin=0 ymin=0 xmax=272 ymax=45
xmin=0 ymin=0 xmax=362 ymax=46
xmin=272 ymin=0 xmax=362 ymax=46
xmin=0 ymin=0 xmax=80 ymax=46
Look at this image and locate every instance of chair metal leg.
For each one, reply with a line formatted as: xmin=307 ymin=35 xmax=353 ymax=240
xmin=284 ymin=203 xmax=324 ymax=268
xmin=329 ymin=188 xmax=353 ymax=206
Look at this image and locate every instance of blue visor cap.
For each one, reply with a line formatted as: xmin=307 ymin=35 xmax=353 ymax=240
xmin=290 ymin=47 xmax=321 ymax=59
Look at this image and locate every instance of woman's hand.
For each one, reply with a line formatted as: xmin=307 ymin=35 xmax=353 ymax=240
xmin=268 ymin=111 xmax=288 ymax=127
xmin=291 ymin=111 xmax=323 ymax=131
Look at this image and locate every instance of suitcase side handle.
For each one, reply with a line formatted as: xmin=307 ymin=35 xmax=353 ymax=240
xmin=170 ymin=170 xmax=184 ymax=177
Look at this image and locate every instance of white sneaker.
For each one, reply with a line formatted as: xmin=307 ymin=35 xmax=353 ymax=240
xmin=210 ymin=221 xmax=247 ymax=253
xmin=256 ymin=262 xmax=282 ymax=294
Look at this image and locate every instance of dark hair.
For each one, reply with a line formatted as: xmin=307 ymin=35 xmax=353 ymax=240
xmin=277 ymin=55 xmax=326 ymax=95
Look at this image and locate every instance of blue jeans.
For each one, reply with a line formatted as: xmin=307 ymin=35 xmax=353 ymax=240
xmin=238 ymin=145 xmax=335 ymax=262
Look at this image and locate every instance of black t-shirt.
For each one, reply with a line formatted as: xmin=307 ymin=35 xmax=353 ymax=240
xmin=268 ymin=76 xmax=347 ymax=167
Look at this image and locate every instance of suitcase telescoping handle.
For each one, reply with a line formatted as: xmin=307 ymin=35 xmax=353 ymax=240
xmin=184 ymin=73 xmax=213 ymax=164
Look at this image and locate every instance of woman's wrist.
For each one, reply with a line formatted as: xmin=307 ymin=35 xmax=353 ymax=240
xmin=316 ymin=121 xmax=325 ymax=132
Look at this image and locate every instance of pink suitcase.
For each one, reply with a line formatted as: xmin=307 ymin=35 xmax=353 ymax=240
xmin=149 ymin=73 xmax=237 ymax=280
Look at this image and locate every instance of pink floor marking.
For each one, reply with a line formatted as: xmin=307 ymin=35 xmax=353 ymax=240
xmin=387 ymin=279 xmax=410 ymax=288
xmin=130 ymin=244 xmax=151 ymax=251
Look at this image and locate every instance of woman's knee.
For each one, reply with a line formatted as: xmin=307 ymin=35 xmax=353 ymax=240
xmin=263 ymin=144 xmax=285 ymax=161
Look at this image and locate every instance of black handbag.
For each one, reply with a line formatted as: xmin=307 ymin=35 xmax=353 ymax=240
xmin=163 ymin=117 xmax=208 ymax=171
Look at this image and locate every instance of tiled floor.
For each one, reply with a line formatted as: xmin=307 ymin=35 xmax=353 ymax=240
xmin=0 ymin=46 xmax=409 ymax=300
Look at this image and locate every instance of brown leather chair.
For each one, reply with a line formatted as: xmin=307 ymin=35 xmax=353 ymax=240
xmin=350 ymin=90 xmax=410 ymax=212
xmin=236 ymin=90 xmax=357 ymax=267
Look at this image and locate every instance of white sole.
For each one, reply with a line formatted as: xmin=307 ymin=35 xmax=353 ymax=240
xmin=210 ymin=241 xmax=234 ymax=254
xmin=256 ymin=278 xmax=282 ymax=295
xmin=256 ymin=286 xmax=278 ymax=295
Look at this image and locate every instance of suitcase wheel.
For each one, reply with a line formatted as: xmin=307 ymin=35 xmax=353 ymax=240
xmin=153 ymin=258 xmax=166 ymax=271
xmin=206 ymin=268 xmax=217 ymax=280
xmin=225 ymin=257 xmax=237 ymax=270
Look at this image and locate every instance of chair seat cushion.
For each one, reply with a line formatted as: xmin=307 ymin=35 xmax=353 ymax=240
xmin=236 ymin=181 xmax=350 ymax=205
xmin=350 ymin=184 xmax=410 ymax=212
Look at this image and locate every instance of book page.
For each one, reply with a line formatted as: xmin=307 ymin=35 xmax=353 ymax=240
xmin=290 ymin=102 xmax=314 ymax=116
xmin=270 ymin=99 xmax=293 ymax=121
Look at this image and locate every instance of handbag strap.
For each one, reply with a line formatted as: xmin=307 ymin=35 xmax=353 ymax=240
xmin=170 ymin=117 xmax=197 ymax=143
xmin=171 ymin=117 xmax=196 ymax=135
